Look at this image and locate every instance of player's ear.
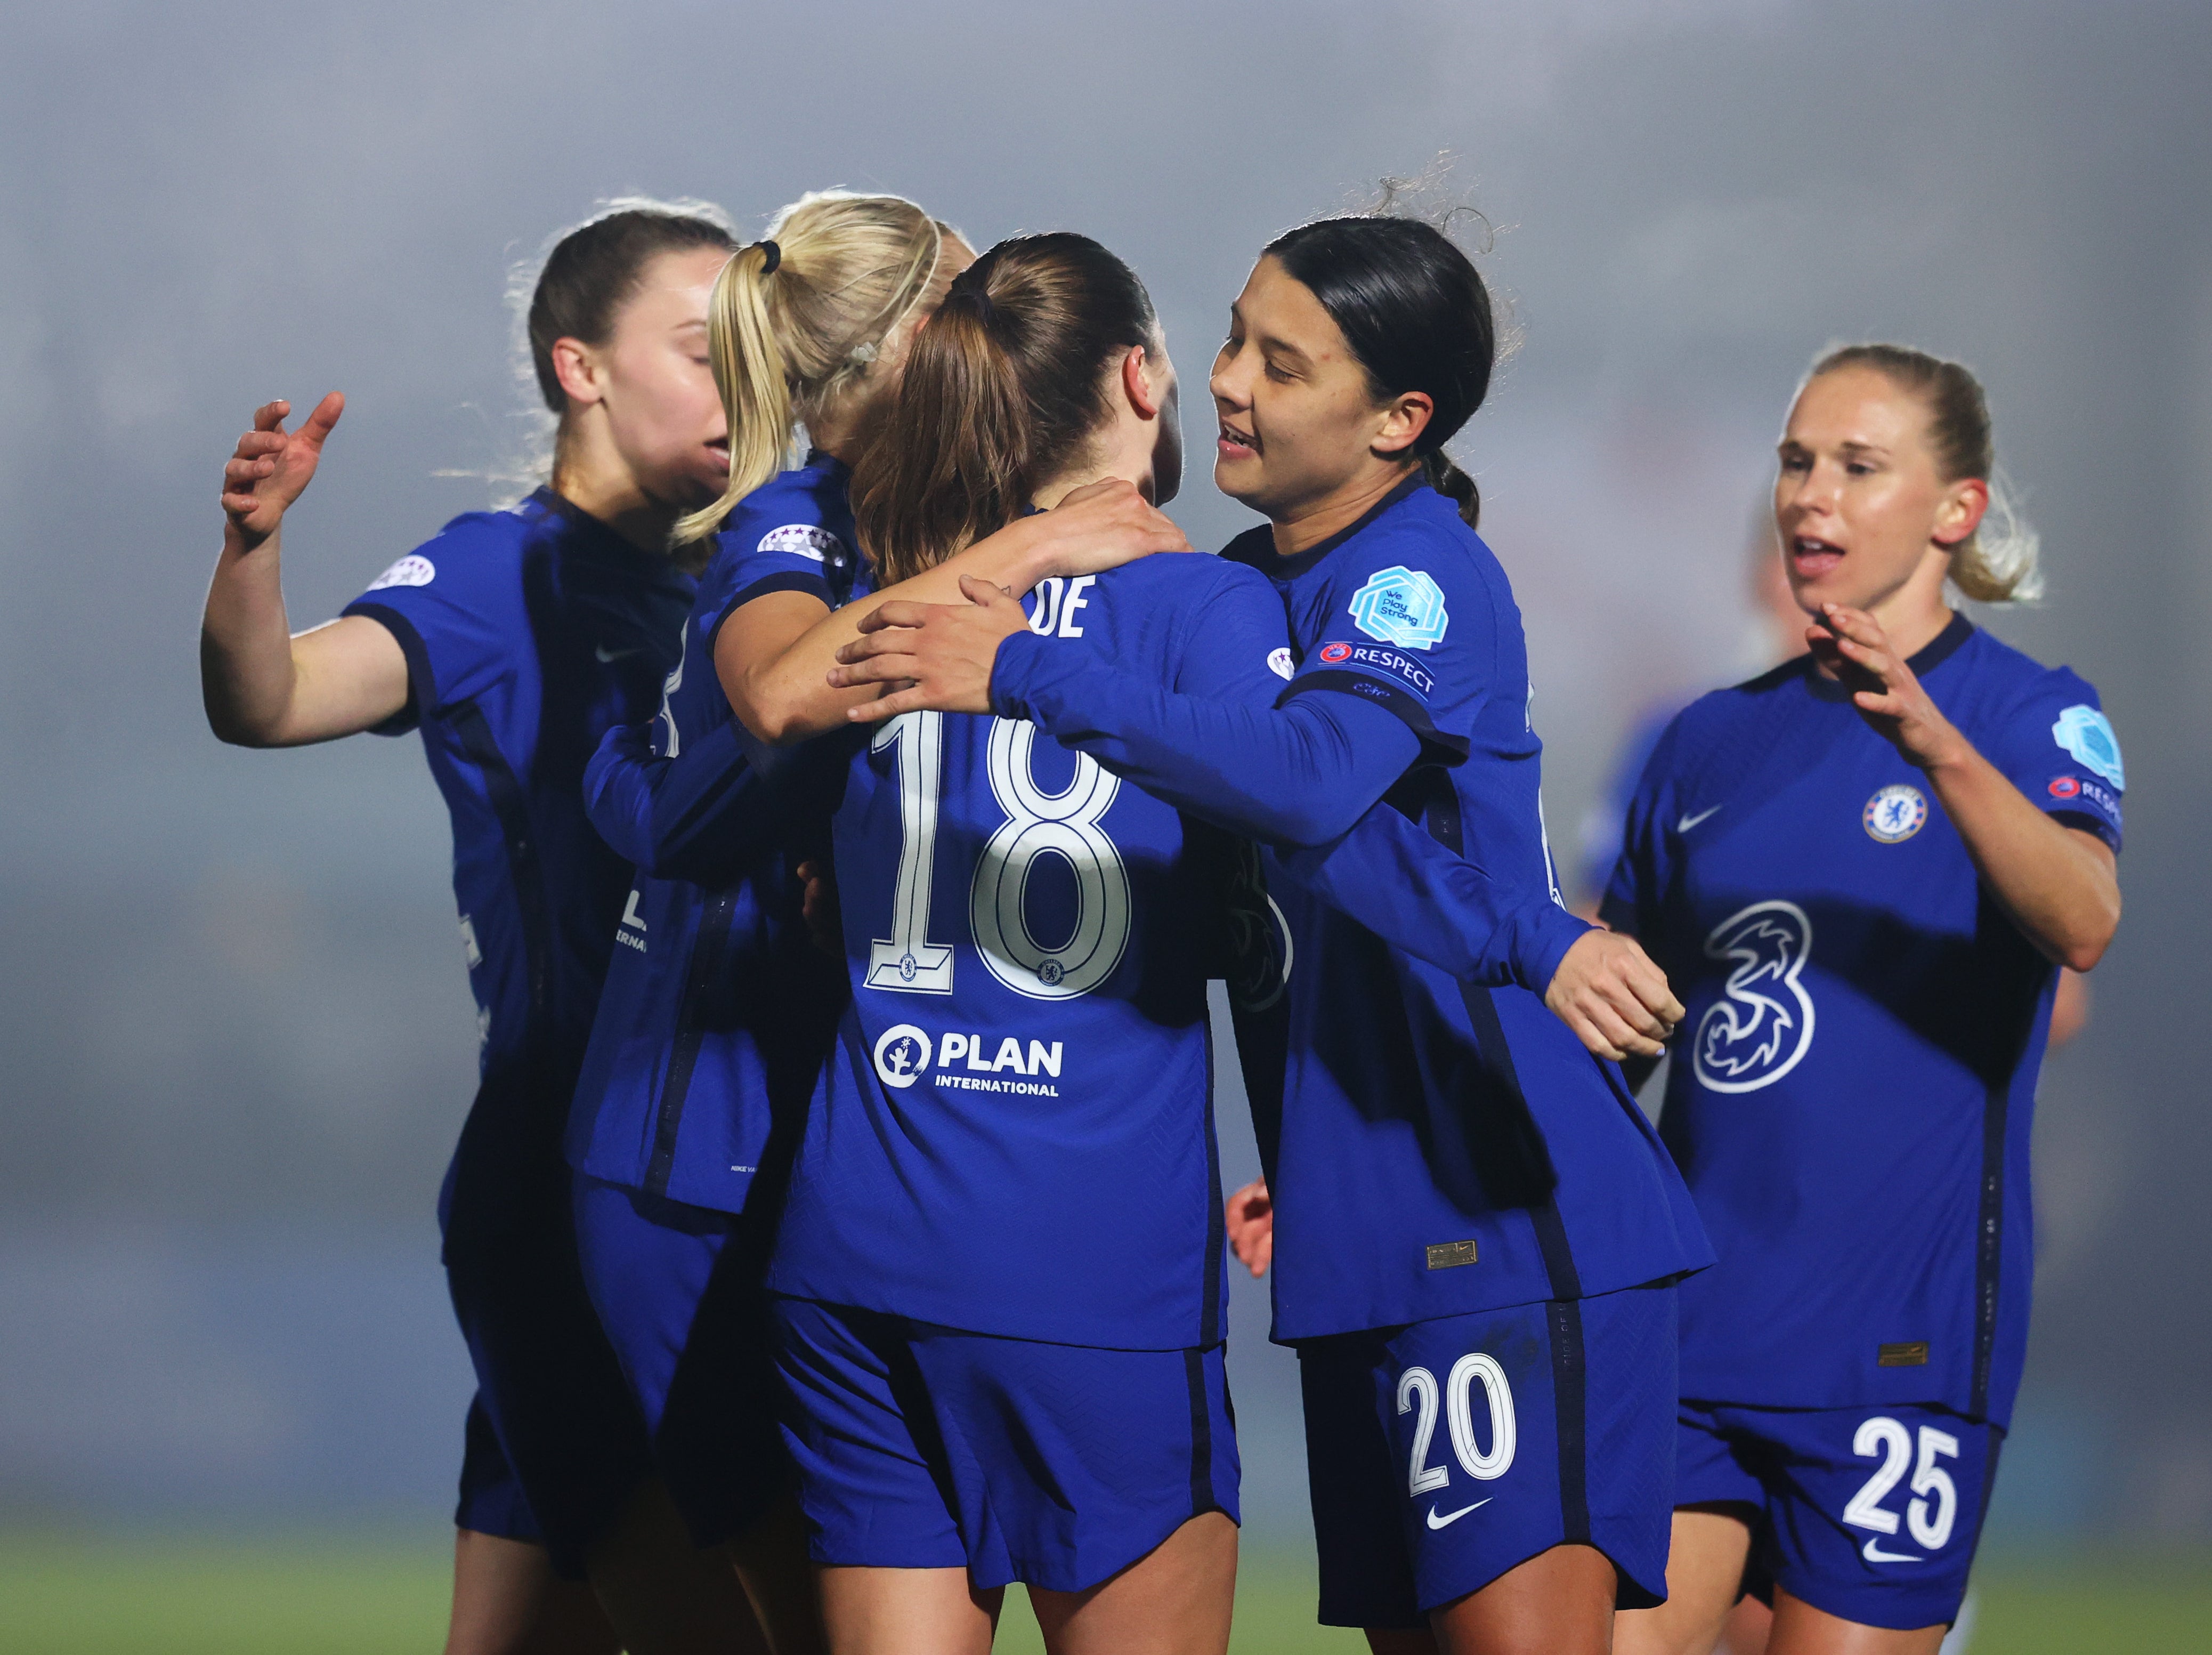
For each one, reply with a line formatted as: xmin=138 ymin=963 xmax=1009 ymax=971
xmin=1932 ymin=475 xmax=1988 ymax=548
xmin=1372 ymin=389 xmax=1433 ymax=459
xmin=551 ymin=337 xmax=606 ymax=409
xmin=1120 ymin=345 xmax=1162 ymax=420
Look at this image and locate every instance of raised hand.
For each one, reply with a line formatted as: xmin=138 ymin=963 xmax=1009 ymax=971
xmin=1028 ymin=478 xmax=1192 ymax=578
xmin=1806 ymin=601 xmax=1966 ymax=772
xmin=1225 ymin=1179 xmax=1274 ymax=1278
xmin=221 ymin=392 xmax=344 ymax=549
xmin=1544 ymin=929 xmax=1684 ymax=1062
xmin=829 ymin=575 xmax=1032 ymax=724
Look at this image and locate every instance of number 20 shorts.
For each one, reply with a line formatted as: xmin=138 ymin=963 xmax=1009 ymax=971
xmin=1297 ymin=1281 xmax=1678 ymax=1629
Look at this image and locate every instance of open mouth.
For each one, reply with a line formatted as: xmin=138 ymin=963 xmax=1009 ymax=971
xmin=1217 ymin=421 xmax=1259 ymax=460
xmin=706 ymin=439 xmax=731 ymax=470
xmin=1790 ymin=535 xmax=1843 ymax=578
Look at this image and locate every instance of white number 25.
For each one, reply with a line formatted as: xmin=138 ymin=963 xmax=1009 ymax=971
xmin=1843 ymin=1417 xmax=1960 ymax=1551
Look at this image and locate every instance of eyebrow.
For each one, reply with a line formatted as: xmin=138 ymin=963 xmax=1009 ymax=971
xmin=1228 ymin=302 xmax=1314 ymax=367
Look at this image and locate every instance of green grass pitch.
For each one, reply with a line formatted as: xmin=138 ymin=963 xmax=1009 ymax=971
xmin=1 ymin=1535 xmax=2206 ymax=1653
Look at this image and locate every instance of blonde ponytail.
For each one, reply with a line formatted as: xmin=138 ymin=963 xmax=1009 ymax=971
xmin=1950 ymin=467 xmax=2044 ymax=603
xmin=674 ymin=191 xmax=951 ymax=544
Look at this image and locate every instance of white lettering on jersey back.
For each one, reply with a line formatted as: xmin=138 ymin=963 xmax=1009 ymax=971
xmin=1056 ymin=576 xmax=1096 ymax=637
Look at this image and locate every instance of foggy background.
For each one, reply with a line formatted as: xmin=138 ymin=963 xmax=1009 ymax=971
xmin=3 ymin=0 xmax=2208 ymax=1563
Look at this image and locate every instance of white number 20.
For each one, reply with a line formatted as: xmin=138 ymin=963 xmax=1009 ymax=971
xmin=1397 ymin=1353 xmax=1517 ymax=1496
xmin=866 ymin=712 xmax=1131 ymax=1000
xmin=1843 ymin=1417 xmax=1960 ymax=1551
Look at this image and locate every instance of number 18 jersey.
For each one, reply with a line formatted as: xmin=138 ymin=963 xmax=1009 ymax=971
xmin=765 ymin=554 xmax=1298 ymax=1351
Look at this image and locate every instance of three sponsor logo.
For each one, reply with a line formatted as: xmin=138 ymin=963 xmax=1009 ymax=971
xmin=1694 ymin=900 xmax=1817 ymax=1093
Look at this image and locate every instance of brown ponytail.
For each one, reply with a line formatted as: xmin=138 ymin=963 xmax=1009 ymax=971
xmin=852 ymin=233 xmax=1158 ymax=587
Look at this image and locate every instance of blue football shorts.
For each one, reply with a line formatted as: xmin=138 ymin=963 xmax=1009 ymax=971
xmin=570 ymin=1173 xmax=793 ymax=1548
xmin=770 ymin=1295 xmax=1239 ymax=1593
xmin=440 ymin=1061 xmax=654 ymax=1579
xmin=1298 ymin=1280 xmax=1679 ymax=1628
xmin=1679 ymin=1398 xmax=2002 ymax=1631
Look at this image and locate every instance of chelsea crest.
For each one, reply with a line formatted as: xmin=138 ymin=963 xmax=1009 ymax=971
xmin=1862 ymin=784 xmax=1929 ymax=843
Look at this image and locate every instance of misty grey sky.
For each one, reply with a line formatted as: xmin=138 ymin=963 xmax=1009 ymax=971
xmin=2 ymin=0 xmax=2208 ymax=1532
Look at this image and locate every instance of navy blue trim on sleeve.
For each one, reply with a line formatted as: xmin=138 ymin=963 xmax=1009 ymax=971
xmin=2047 ymin=808 xmax=2121 ymax=851
xmin=707 ymin=571 xmax=837 ymax=652
xmin=1283 ymin=671 xmax=1471 ymax=762
xmin=343 ymin=600 xmax=436 ymax=736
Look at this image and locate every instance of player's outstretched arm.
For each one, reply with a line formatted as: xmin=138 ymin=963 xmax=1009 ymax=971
xmin=1282 ymin=809 xmax=1680 ymax=1060
xmin=202 ymin=394 xmax=410 ymax=747
xmin=1811 ymin=602 xmax=2121 ymax=971
xmin=717 ymin=480 xmax=1187 ymax=747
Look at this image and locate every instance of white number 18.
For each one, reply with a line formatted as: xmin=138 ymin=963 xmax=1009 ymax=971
xmin=865 ymin=711 xmax=1131 ymax=1000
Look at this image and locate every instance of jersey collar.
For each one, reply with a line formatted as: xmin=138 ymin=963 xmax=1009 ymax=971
xmin=529 ymin=486 xmax=695 ymax=594
xmin=1226 ymin=471 xmax=1429 ymax=582
xmin=1803 ymin=610 xmax=1975 ymax=701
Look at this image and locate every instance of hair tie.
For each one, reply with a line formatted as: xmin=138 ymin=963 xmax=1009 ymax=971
xmin=754 ymin=239 xmax=781 ymax=275
xmin=848 ymin=341 xmax=879 ymax=365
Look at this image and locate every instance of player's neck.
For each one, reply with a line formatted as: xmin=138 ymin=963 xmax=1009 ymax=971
xmin=1268 ymin=460 xmax=1417 ymax=559
xmin=1813 ymin=556 xmax=1955 ymax=677
xmin=553 ymin=437 xmax=680 ymax=558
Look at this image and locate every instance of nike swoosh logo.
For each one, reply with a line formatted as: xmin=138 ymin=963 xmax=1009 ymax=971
xmin=1861 ymin=1537 xmax=1921 ymax=1563
xmin=1425 ymin=1498 xmax=1492 ymax=1530
xmin=1676 ymin=804 xmax=1724 ymax=833
xmin=595 ymin=644 xmax=645 ymax=664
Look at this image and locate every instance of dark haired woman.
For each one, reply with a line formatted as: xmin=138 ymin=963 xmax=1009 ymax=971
xmin=835 ymin=215 xmax=1709 ymax=1655
xmin=1604 ymin=348 xmax=2121 ymax=1655
xmin=731 ymin=230 xmax=1317 ymax=1655
xmin=200 ymin=201 xmax=774 ymax=1655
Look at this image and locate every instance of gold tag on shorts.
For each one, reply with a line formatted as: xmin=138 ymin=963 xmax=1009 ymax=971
xmin=1877 ymin=1341 xmax=1930 ymax=1367
xmin=1425 ymin=1240 xmax=1479 ymax=1270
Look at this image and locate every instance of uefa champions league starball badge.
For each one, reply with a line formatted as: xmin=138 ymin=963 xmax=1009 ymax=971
xmin=1862 ymin=784 xmax=1929 ymax=843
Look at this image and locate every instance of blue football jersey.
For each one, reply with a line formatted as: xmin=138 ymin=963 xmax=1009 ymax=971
xmin=765 ymin=555 xmax=1297 ymax=1350
xmin=1224 ymin=478 xmax=1711 ymax=1342
xmin=1600 ymin=615 xmax=2124 ymax=1426
xmin=568 ymin=454 xmax=859 ymax=1212
xmin=343 ymin=487 xmax=695 ymax=1076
